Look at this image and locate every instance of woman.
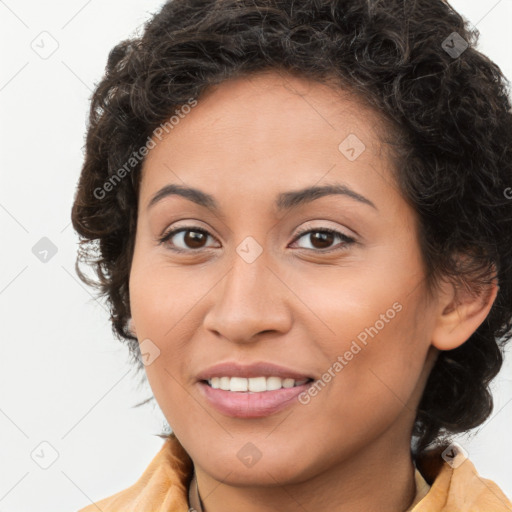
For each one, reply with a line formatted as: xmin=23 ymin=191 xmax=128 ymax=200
xmin=71 ymin=0 xmax=512 ymax=510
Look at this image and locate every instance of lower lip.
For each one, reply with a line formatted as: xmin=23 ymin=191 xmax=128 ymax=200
xmin=197 ymin=380 xmax=313 ymax=418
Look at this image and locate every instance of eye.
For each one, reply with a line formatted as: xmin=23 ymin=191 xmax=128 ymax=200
xmin=290 ymin=227 xmax=355 ymax=252
xmin=158 ymin=226 xmax=219 ymax=252
xmin=158 ymin=225 xmax=356 ymax=253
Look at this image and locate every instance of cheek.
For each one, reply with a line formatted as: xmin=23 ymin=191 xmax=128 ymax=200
xmin=129 ymin=249 xmax=205 ymax=340
xmin=291 ymin=253 xmax=431 ymax=430
xmin=128 ymin=253 xmax=206 ymax=421
xmin=307 ymin=286 xmax=432 ymax=437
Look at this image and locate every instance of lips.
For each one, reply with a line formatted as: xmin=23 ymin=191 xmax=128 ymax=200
xmin=195 ymin=361 xmax=316 ymax=418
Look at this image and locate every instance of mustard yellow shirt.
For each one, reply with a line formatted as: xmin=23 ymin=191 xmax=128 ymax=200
xmin=77 ymin=434 xmax=512 ymax=511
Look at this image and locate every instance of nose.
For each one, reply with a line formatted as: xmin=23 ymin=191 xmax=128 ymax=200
xmin=202 ymin=250 xmax=293 ymax=344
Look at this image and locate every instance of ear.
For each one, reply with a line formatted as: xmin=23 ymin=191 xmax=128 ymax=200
xmin=431 ymin=273 xmax=498 ymax=351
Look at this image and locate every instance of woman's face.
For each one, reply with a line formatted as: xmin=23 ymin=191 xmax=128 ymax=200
xmin=129 ymin=71 xmax=440 ymax=485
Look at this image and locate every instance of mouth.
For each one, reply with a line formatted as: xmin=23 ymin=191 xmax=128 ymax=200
xmin=195 ymin=361 xmax=316 ymax=417
xmin=197 ymin=377 xmax=315 ymax=418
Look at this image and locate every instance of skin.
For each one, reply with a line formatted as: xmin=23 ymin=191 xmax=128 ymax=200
xmin=128 ymin=70 xmax=497 ymax=512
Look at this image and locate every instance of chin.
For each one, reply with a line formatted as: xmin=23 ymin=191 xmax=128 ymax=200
xmin=197 ymin=448 xmax=318 ymax=487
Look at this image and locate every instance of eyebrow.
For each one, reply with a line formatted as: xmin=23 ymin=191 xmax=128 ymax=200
xmin=147 ymin=183 xmax=377 ymax=212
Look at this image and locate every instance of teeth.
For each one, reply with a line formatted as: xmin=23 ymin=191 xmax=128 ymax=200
xmin=207 ymin=376 xmax=310 ymax=392
xmin=230 ymin=377 xmax=248 ymax=392
xmin=282 ymin=378 xmax=295 ymax=388
xmin=248 ymin=376 xmax=266 ymax=392
xmin=266 ymin=376 xmax=283 ymax=391
xmin=219 ymin=376 xmax=230 ymax=390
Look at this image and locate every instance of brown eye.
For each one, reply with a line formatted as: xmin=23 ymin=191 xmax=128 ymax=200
xmin=159 ymin=227 xmax=217 ymax=251
xmin=182 ymin=230 xmax=208 ymax=249
xmin=308 ymin=231 xmax=335 ymax=249
xmin=291 ymin=228 xmax=355 ymax=252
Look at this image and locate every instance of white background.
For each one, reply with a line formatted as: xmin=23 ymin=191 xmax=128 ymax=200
xmin=0 ymin=1 xmax=511 ymax=511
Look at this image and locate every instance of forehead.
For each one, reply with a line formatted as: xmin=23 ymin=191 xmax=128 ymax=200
xmin=167 ymin=70 xmax=384 ymax=146
xmin=139 ymin=70 xmax=393 ymax=204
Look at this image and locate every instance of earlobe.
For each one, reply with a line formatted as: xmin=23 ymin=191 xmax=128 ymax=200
xmin=431 ymin=276 xmax=498 ymax=351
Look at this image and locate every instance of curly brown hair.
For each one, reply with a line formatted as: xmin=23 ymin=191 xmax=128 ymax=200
xmin=71 ymin=0 xmax=512 ymax=459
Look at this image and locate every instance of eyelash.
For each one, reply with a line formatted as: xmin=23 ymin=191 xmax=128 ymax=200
xmin=157 ymin=225 xmax=356 ymax=254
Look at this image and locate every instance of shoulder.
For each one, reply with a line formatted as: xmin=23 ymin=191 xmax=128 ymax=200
xmin=77 ymin=435 xmax=193 ymax=512
xmin=413 ymin=444 xmax=512 ymax=511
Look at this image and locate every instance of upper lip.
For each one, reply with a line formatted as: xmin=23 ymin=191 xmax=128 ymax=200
xmin=196 ymin=362 xmax=314 ymax=382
